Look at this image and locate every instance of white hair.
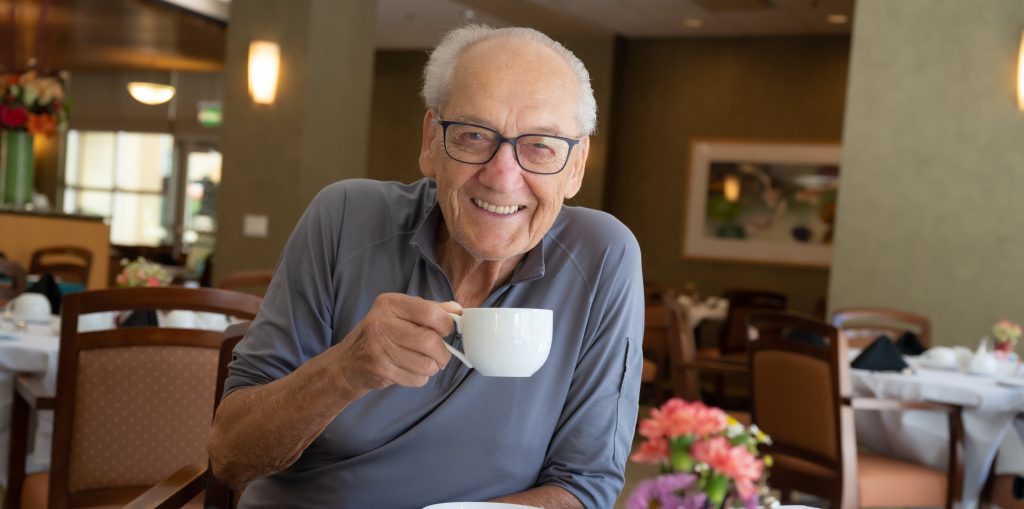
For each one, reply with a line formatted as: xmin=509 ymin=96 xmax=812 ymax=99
xmin=421 ymin=25 xmax=597 ymax=136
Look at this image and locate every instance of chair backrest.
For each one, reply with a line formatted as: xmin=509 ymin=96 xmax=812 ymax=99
xmin=0 ymin=258 xmax=28 ymax=303
xmin=663 ymin=297 xmax=701 ymax=402
xmin=746 ymin=310 xmax=856 ymax=507
xmin=216 ymin=269 xmax=274 ymax=296
xmin=643 ymin=293 xmax=701 ymax=402
xmin=29 ymin=245 xmax=93 ymax=286
xmin=642 ymin=298 xmax=672 ymax=403
xmin=49 ymin=287 xmax=261 ymax=508
xmin=719 ymin=288 xmax=788 ymax=354
xmin=830 ymin=306 xmax=932 ymax=349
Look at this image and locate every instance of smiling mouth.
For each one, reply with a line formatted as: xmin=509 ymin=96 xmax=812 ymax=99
xmin=472 ymin=198 xmax=524 ymax=215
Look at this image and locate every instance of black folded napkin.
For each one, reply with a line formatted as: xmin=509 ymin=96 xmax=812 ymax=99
xmin=25 ymin=272 xmax=62 ymax=315
xmin=120 ymin=310 xmax=159 ymax=327
xmin=896 ymin=331 xmax=926 ymax=356
xmin=851 ymin=335 xmax=909 ymax=371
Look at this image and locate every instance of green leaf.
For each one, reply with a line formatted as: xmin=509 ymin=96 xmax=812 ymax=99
xmin=706 ymin=473 xmax=730 ymax=506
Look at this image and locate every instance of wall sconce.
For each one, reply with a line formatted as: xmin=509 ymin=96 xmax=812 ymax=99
xmin=1017 ymin=30 xmax=1024 ymax=112
xmin=248 ymin=40 xmax=280 ymax=105
xmin=724 ymin=174 xmax=741 ymax=203
xmin=127 ymin=82 xmax=176 ymax=105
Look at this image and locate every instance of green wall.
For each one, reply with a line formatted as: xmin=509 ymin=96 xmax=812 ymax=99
xmin=607 ymin=36 xmax=850 ymax=314
xmin=829 ymin=0 xmax=1024 ymax=345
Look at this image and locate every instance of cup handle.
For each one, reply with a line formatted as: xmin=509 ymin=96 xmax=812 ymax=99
xmin=445 ymin=313 xmax=473 ymax=369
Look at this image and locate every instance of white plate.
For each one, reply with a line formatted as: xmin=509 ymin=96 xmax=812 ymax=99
xmin=996 ymin=375 xmax=1024 ymax=388
xmin=423 ymin=504 xmax=540 ymax=509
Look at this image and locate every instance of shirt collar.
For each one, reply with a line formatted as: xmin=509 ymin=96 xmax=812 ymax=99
xmin=409 ymin=202 xmax=547 ymax=286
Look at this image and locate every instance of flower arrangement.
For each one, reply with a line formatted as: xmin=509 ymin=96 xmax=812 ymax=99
xmin=0 ymin=70 xmax=69 ymax=136
xmin=991 ymin=320 xmax=1022 ymax=353
xmin=627 ymin=398 xmax=773 ymax=509
xmin=116 ymin=257 xmax=171 ymax=288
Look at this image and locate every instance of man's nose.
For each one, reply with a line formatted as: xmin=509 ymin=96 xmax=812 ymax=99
xmin=478 ymin=141 xmax=523 ymax=191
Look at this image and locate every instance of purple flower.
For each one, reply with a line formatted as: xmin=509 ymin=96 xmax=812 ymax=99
xmin=627 ymin=473 xmax=699 ymax=509
xmin=679 ymin=491 xmax=708 ymax=509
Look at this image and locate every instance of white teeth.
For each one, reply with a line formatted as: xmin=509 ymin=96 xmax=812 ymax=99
xmin=473 ymin=198 xmax=521 ymax=215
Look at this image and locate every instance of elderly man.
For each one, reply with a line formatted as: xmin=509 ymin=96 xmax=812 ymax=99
xmin=208 ymin=25 xmax=643 ymax=509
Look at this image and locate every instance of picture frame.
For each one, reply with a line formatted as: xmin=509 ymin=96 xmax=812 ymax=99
xmin=681 ymin=139 xmax=842 ymax=268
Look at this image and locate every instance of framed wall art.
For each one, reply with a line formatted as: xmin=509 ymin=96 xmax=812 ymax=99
xmin=682 ymin=139 xmax=842 ymax=267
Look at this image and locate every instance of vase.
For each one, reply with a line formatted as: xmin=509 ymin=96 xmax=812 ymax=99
xmin=1 ymin=129 xmax=34 ymax=207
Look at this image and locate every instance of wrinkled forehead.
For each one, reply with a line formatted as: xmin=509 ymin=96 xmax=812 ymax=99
xmin=443 ymin=37 xmax=581 ymax=135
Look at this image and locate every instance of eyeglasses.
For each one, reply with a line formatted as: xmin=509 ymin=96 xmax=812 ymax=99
xmin=436 ymin=119 xmax=580 ymax=175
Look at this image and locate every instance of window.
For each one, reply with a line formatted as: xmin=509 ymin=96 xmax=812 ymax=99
xmin=63 ymin=130 xmax=174 ymax=246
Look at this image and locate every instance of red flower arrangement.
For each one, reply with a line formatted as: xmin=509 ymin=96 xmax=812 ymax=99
xmin=0 ymin=70 xmax=69 ymax=136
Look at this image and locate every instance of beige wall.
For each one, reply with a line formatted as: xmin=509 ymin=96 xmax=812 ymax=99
xmin=367 ymin=52 xmax=430 ymax=184
xmin=829 ymin=0 xmax=1024 ymax=345
xmin=215 ymin=0 xmax=376 ymax=279
xmin=607 ymin=36 xmax=850 ymax=314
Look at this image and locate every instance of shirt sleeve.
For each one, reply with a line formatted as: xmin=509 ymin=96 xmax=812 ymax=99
xmin=223 ymin=183 xmax=347 ymax=396
xmin=537 ymin=228 xmax=645 ymax=508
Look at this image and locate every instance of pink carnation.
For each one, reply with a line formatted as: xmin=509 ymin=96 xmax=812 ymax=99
xmin=692 ymin=436 xmax=764 ymax=499
xmin=641 ymin=398 xmax=728 ymax=440
xmin=629 ymin=437 xmax=669 ymax=464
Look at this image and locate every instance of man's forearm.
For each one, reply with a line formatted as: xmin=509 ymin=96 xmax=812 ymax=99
xmin=207 ymin=349 xmax=365 ymax=489
xmin=490 ymin=484 xmax=584 ymax=509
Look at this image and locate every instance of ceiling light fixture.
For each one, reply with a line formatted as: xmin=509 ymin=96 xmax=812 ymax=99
xmin=1017 ymin=30 xmax=1024 ymax=112
xmin=683 ymin=18 xmax=704 ymax=29
xmin=127 ymin=82 xmax=176 ymax=105
xmin=249 ymin=40 xmax=280 ymax=105
xmin=826 ymin=14 xmax=849 ymax=25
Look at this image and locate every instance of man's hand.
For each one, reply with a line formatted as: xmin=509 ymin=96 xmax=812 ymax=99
xmin=331 ymin=294 xmax=462 ymax=397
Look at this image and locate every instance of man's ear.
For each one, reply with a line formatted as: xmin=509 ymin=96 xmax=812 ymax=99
xmin=418 ymin=110 xmax=439 ymax=178
xmin=563 ymin=136 xmax=589 ymax=199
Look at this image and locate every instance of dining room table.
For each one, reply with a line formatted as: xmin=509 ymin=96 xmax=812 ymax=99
xmin=851 ymin=357 xmax=1024 ymax=509
xmin=0 ymin=313 xmax=64 ymax=486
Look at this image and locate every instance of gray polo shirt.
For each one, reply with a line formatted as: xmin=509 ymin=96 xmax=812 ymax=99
xmin=226 ymin=178 xmax=644 ymax=509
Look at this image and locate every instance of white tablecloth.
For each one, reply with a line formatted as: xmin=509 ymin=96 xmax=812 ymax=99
xmin=0 ymin=315 xmax=62 ymax=486
xmin=677 ymin=295 xmax=729 ymax=327
xmin=851 ymin=365 xmax=1024 ymax=509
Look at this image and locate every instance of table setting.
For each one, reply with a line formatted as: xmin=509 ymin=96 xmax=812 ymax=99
xmin=848 ymin=320 xmax=1024 ymax=509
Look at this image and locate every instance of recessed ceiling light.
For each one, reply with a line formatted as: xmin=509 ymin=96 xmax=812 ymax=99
xmin=826 ymin=13 xmax=849 ymax=25
xmin=683 ymin=18 xmax=704 ymax=28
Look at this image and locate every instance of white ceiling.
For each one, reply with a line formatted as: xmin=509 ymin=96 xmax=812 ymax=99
xmin=374 ymin=0 xmax=856 ymax=49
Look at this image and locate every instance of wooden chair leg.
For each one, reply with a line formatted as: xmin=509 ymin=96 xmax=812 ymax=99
xmin=6 ymin=390 xmax=31 ymax=509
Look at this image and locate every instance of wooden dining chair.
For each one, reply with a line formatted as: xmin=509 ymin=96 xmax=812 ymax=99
xmin=5 ymin=287 xmax=261 ymax=509
xmin=216 ymin=269 xmax=274 ymax=297
xmin=29 ymin=246 xmax=93 ymax=287
xmin=746 ymin=310 xmax=964 ymax=509
xmin=641 ymin=289 xmax=679 ymax=404
xmin=718 ymin=288 xmax=788 ymax=355
xmin=0 ymin=258 xmax=28 ymax=305
xmin=642 ymin=294 xmax=750 ymax=408
xmin=830 ymin=306 xmax=932 ymax=349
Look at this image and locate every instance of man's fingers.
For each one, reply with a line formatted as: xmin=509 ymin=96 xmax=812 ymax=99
xmin=375 ymin=312 xmax=453 ymax=370
xmin=380 ymin=294 xmax=457 ymax=337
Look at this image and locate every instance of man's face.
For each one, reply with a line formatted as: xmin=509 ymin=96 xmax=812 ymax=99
xmin=419 ymin=37 xmax=590 ymax=263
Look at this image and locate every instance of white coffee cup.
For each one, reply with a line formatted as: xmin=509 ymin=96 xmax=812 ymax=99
xmin=5 ymin=293 xmax=52 ymax=324
xmin=444 ymin=308 xmax=552 ymax=377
